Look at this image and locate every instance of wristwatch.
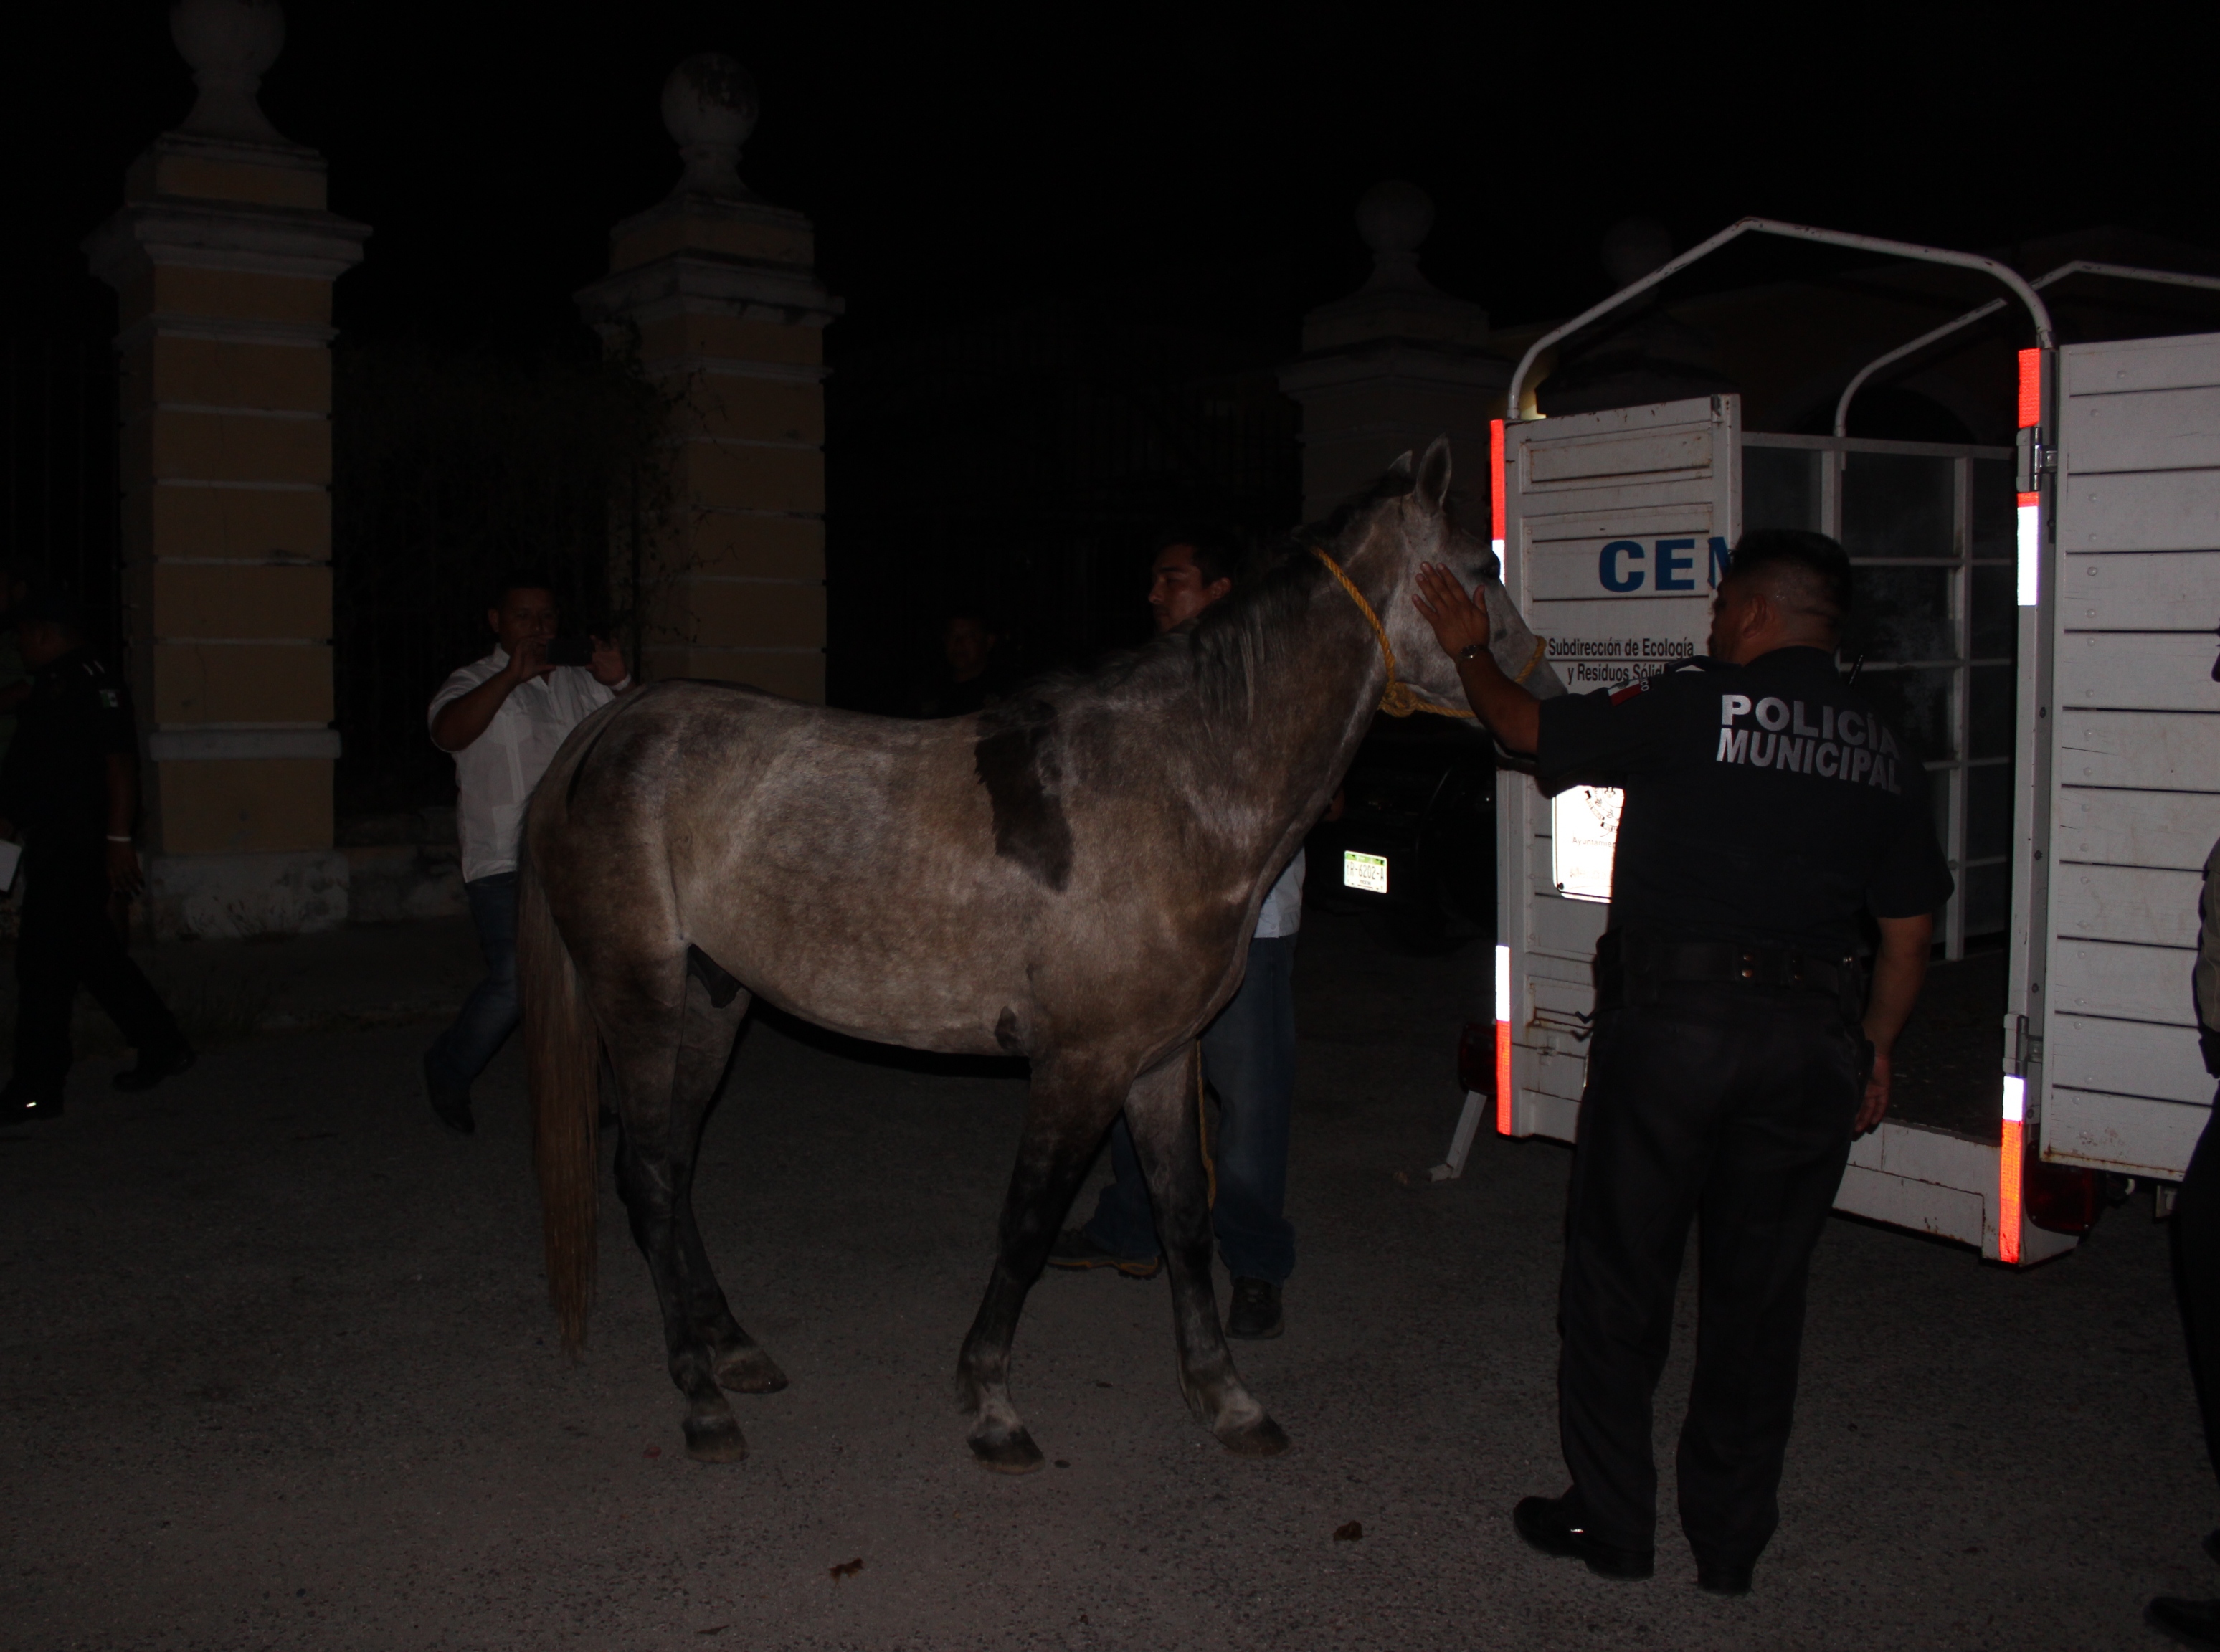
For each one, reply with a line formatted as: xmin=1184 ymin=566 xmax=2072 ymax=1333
xmin=1458 ymin=642 xmax=1489 ymax=662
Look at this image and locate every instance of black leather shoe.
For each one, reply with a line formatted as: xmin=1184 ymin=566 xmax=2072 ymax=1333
xmin=1045 ymin=1228 xmax=1159 ymax=1278
xmin=2149 ymin=1596 xmax=2220 ymax=1648
xmin=1512 ymin=1494 xmax=1654 ymax=1581
xmin=112 ymin=1042 xmax=196 ymax=1092
xmin=1 ymin=1083 xmax=64 ymax=1123
xmin=424 ymin=1055 xmax=475 ymax=1136
xmin=1225 ymin=1276 xmax=1284 ymax=1340
xmin=1696 ymin=1560 xmax=1755 ymax=1597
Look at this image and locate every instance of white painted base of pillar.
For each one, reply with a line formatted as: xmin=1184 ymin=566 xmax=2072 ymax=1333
xmin=146 ymin=850 xmax=348 ymax=940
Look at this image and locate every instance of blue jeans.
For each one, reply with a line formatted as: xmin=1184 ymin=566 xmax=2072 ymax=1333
xmin=424 ymin=872 xmax=519 ymax=1093
xmin=1081 ymin=934 xmax=1298 ymax=1282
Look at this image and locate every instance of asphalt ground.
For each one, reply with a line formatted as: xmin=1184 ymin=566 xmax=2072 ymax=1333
xmin=1 ymin=911 xmax=2213 ymax=1651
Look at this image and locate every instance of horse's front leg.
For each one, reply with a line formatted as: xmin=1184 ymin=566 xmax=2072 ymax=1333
xmin=955 ymin=1056 xmax=1126 ymax=1472
xmin=1126 ymin=1046 xmax=1290 ymax=1456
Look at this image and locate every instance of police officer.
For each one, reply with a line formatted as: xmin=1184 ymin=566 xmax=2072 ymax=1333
xmin=2145 ymin=617 xmax=2220 ymax=1648
xmin=0 ymin=591 xmax=192 ymax=1121
xmin=1413 ymin=528 xmax=1952 ymax=1595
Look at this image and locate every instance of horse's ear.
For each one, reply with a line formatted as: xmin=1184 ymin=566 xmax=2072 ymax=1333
xmin=1385 ymin=450 xmax=1414 ymax=480
xmin=1417 ymin=436 xmax=1453 ymax=513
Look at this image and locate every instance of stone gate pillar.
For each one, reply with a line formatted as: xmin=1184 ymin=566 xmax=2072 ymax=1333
xmin=84 ymin=0 xmax=366 ymax=937
xmin=577 ymin=54 xmax=842 ymax=699
xmin=1279 ymin=182 xmax=1507 ymax=522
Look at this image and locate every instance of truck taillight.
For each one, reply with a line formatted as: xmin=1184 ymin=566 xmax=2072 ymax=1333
xmin=2027 ymin=1160 xmax=2102 ymax=1235
xmin=1998 ymin=1076 xmax=2025 ymax=1263
xmin=1490 ymin=418 xmax=1507 ymax=562
xmin=1493 ymin=944 xmax=1513 ymax=1136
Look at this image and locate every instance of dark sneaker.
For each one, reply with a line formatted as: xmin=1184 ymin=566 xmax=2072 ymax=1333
xmin=1512 ymin=1494 xmax=1654 ymax=1582
xmin=2149 ymin=1597 xmax=2220 ymax=1649
xmin=1 ymin=1083 xmax=65 ymax=1123
xmin=1046 ymin=1228 xmax=1159 ymax=1278
xmin=1225 ymin=1276 xmax=1284 ymax=1340
xmin=112 ymin=1042 xmax=196 ymax=1093
xmin=424 ymin=1054 xmax=475 ymax=1136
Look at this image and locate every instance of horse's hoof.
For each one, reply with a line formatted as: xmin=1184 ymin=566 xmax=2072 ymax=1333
xmin=683 ymin=1417 xmax=749 ymax=1463
xmin=716 ymin=1347 xmax=789 ymax=1395
xmin=1215 ymin=1413 xmax=1290 ymax=1457
xmin=968 ymin=1425 xmax=1045 ymax=1475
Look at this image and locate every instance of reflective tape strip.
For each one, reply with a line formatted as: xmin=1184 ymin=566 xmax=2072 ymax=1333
xmin=2002 ymin=1073 xmax=2026 ymax=1124
xmin=1490 ymin=419 xmax=1507 ymax=549
xmin=2016 ymin=348 xmax=2041 ymax=429
xmin=1494 ymin=944 xmax=1514 ymax=1136
xmin=2016 ymin=495 xmax=2041 ymax=607
xmin=1999 ymin=1115 xmax=2024 ymax=1265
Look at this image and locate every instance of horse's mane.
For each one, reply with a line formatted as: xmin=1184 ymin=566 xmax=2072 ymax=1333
xmin=985 ymin=466 xmax=1418 ymax=734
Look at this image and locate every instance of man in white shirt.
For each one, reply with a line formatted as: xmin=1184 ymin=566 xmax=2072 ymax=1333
xmin=422 ymin=571 xmax=630 ymax=1134
xmin=1049 ymin=530 xmax=1304 ymax=1340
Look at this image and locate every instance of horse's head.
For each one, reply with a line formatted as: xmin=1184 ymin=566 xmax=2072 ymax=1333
xmin=1314 ymin=436 xmax=1565 ymax=718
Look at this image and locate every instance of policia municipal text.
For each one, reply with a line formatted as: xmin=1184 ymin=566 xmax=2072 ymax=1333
xmin=1413 ymin=530 xmax=1953 ymax=1597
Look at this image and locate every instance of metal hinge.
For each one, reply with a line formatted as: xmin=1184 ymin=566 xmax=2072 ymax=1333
xmin=2013 ymin=1015 xmax=2044 ymax=1072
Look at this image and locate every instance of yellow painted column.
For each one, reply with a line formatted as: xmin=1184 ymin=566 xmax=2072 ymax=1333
xmin=1280 ymin=183 xmax=1506 ymax=523
xmin=577 ymin=54 xmax=840 ymax=701
xmin=83 ymin=0 xmax=366 ymax=936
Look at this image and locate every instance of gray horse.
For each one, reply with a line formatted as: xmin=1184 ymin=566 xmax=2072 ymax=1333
xmin=520 ymin=438 xmax=1562 ymax=1468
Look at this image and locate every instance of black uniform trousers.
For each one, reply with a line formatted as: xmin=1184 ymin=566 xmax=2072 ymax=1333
xmin=1560 ymin=979 xmax=1864 ymax=1566
xmin=11 ymin=840 xmax=181 ymax=1094
xmin=2171 ymin=1096 xmax=2220 ymax=1490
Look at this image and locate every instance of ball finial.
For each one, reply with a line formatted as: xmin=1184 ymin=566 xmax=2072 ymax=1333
xmin=1355 ymin=181 xmax=1436 ymax=293
xmin=170 ymin=0 xmax=287 ymax=143
xmin=663 ymin=53 xmax=760 ymax=199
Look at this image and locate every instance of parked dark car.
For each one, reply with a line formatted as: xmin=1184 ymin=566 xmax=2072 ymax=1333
xmin=1304 ymin=714 xmax=1495 ymax=954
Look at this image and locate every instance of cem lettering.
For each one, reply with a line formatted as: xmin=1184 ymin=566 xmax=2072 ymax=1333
xmin=1598 ymin=536 xmax=1732 ymax=594
xmin=1714 ymin=692 xmax=1902 ymax=793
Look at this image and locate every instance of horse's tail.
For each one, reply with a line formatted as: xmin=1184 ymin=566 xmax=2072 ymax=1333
xmin=521 ymin=840 xmax=599 ymax=1355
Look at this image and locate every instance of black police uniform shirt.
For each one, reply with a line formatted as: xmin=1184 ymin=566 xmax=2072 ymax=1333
xmin=1534 ymin=645 xmax=1954 ymax=955
xmin=0 ymin=646 xmax=137 ymax=845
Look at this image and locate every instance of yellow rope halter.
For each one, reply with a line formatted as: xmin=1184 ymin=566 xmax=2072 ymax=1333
xmin=1309 ymin=547 xmax=1547 ymax=718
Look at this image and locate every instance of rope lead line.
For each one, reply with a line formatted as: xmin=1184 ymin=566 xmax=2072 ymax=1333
xmin=1310 ymin=548 xmax=1545 ymax=718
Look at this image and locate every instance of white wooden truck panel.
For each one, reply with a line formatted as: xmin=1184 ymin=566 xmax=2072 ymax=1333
xmin=2045 ymin=1087 xmax=2209 ymax=1179
xmin=2056 ymin=633 xmax=2220 ymax=712
xmin=1527 ymin=426 xmax=1714 ymax=488
xmin=2054 ymin=711 xmax=2219 ymax=791
xmin=2047 ymin=1013 xmax=2213 ymax=1104
xmin=2062 ymin=551 xmax=2220 ymax=630
xmin=2063 ymin=334 xmax=2220 ymax=397
xmin=1532 ymin=893 xmax=1611 ymax=960
xmin=2058 ymin=470 xmax=2220 ymax=552
xmin=2051 ymin=939 xmax=2202 ymax=1023
xmin=2053 ymin=789 xmax=2220 ymax=870
xmin=2048 ymin=863 xmax=2204 ymax=949
xmin=2038 ymin=331 xmax=2220 ymax=1190
xmin=2062 ymin=386 xmax=2220 ymax=473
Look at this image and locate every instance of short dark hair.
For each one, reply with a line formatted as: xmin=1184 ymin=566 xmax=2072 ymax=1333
xmin=1153 ymin=527 xmax=1242 ymax=589
xmin=1726 ymin=529 xmax=1852 ymax=622
xmin=490 ymin=569 xmax=560 ymax=609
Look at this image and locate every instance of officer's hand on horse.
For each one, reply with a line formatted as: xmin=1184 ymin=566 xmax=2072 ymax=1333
xmin=1413 ymin=562 xmax=1491 ymax=658
xmin=588 ymin=635 xmax=629 ymax=688
xmin=107 ymin=840 xmax=142 ymax=898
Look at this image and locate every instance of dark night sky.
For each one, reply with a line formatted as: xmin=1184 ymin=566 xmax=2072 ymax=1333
xmin=13 ymin=2 xmax=2216 ymax=360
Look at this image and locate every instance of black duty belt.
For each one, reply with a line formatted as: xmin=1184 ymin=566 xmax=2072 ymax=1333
xmin=1595 ymin=929 xmax=1864 ymax=1016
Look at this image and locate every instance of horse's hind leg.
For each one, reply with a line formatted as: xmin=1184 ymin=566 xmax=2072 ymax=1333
xmin=667 ymin=971 xmax=786 ymax=1395
xmin=1126 ymin=1046 xmax=1289 ymax=1456
xmin=956 ymin=1055 xmax=1128 ymax=1473
xmin=604 ymin=959 xmax=753 ymax=1462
